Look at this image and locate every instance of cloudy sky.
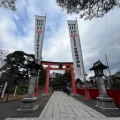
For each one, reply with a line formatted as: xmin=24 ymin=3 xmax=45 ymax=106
xmin=0 ymin=0 xmax=120 ymax=79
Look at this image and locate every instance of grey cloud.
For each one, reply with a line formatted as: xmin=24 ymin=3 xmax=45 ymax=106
xmin=0 ymin=0 xmax=120 ymax=79
xmin=80 ymin=8 xmax=120 ymax=77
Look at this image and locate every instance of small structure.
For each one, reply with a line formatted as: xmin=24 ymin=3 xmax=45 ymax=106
xmin=90 ymin=60 xmax=118 ymax=111
xmin=17 ymin=60 xmax=41 ymax=111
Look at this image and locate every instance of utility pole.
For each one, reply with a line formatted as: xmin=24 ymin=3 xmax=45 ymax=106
xmin=105 ymin=54 xmax=112 ymax=89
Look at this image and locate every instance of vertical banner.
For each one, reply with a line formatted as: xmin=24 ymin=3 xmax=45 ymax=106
xmin=67 ymin=20 xmax=84 ymax=80
xmin=34 ymin=15 xmax=46 ymax=63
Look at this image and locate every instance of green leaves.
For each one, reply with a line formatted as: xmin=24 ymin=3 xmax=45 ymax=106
xmin=56 ymin=0 xmax=118 ymax=20
xmin=1 ymin=51 xmax=35 ymax=85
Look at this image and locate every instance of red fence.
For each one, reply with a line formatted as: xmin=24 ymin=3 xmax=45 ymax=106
xmin=76 ymin=88 xmax=85 ymax=96
xmin=107 ymin=89 xmax=120 ymax=108
xmin=76 ymin=88 xmax=120 ymax=108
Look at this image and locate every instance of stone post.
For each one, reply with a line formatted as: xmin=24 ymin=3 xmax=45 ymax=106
xmin=97 ymin=77 xmax=107 ymax=97
xmin=28 ymin=76 xmax=36 ymax=98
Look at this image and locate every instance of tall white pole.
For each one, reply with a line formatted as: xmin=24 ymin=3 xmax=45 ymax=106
xmin=14 ymin=86 xmax=17 ymax=97
xmin=1 ymin=82 xmax=7 ymax=98
xmin=105 ymin=54 xmax=111 ymax=89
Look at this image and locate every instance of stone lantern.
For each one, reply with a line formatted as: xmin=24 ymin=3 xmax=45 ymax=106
xmin=17 ymin=60 xmax=42 ymax=111
xmin=90 ymin=60 xmax=118 ymax=111
xmin=27 ymin=60 xmax=40 ymax=98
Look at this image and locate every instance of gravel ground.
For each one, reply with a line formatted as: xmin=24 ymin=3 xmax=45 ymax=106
xmin=73 ymin=94 xmax=120 ymax=117
xmin=0 ymin=92 xmax=51 ymax=120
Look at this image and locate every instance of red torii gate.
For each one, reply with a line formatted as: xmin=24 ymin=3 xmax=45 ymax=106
xmin=41 ymin=61 xmax=77 ymax=95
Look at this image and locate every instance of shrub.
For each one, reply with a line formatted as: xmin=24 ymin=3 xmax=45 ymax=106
xmin=17 ymin=84 xmax=28 ymax=94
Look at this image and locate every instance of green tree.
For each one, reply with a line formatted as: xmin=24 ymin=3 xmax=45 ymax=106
xmin=0 ymin=0 xmax=16 ymax=11
xmin=0 ymin=51 xmax=34 ymax=85
xmin=62 ymin=65 xmax=71 ymax=83
xmin=53 ymin=73 xmax=63 ymax=90
xmin=76 ymin=78 xmax=83 ymax=85
xmin=111 ymin=76 xmax=120 ymax=89
xmin=38 ymin=70 xmax=46 ymax=88
xmin=89 ymin=77 xmax=94 ymax=87
xmin=56 ymin=0 xmax=119 ymax=20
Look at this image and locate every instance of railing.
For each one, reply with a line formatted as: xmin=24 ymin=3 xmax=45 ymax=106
xmin=107 ymin=89 xmax=120 ymax=108
xmin=76 ymin=88 xmax=120 ymax=108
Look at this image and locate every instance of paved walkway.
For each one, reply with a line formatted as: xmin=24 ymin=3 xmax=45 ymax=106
xmin=5 ymin=91 xmax=120 ymax=120
xmin=39 ymin=91 xmax=106 ymax=119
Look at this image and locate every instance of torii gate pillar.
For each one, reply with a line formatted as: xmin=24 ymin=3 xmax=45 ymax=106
xmin=44 ymin=64 xmax=50 ymax=94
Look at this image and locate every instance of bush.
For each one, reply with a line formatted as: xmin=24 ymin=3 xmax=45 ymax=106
xmin=6 ymin=86 xmax=16 ymax=94
xmin=17 ymin=91 xmax=24 ymax=95
xmin=5 ymin=84 xmax=28 ymax=94
xmin=18 ymin=84 xmax=28 ymax=89
xmin=17 ymin=84 xmax=28 ymax=95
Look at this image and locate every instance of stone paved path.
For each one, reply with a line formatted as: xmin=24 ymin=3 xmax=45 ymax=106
xmin=5 ymin=91 xmax=120 ymax=120
xmin=39 ymin=91 xmax=106 ymax=119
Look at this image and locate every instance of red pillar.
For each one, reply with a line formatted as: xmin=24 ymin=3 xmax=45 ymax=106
xmin=71 ymin=66 xmax=77 ymax=94
xmin=34 ymin=86 xmax=39 ymax=97
xmin=44 ymin=64 xmax=50 ymax=94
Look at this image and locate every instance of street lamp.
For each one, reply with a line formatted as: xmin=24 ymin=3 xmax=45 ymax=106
xmin=90 ymin=60 xmax=118 ymax=111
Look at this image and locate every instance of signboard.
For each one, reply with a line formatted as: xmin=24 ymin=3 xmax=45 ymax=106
xmin=34 ymin=15 xmax=46 ymax=63
xmin=67 ymin=20 xmax=84 ymax=80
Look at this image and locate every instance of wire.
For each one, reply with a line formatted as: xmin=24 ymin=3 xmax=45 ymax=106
xmin=105 ymin=11 xmax=108 ymax=55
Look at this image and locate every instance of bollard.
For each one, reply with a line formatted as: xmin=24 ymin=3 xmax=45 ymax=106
xmin=84 ymin=86 xmax=90 ymax=100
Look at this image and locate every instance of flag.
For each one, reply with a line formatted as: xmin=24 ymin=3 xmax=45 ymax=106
xmin=67 ymin=20 xmax=84 ymax=80
xmin=34 ymin=15 xmax=46 ymax=64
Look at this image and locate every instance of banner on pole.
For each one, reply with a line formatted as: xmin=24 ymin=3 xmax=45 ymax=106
xmin=67 ymin=20 xmax=84 ymax=80
xmin=34 ymin=15 xmax=46 ymax=63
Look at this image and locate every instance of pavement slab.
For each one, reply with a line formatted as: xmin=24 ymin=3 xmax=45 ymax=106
xmin=39 ymin=91 xmax=106 ymax=119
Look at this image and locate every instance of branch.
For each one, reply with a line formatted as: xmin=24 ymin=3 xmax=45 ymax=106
xmin=56 ymin=0 xmax=119 ymax=20
xmin=0 ymin=0 xmax=16 ymax=11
